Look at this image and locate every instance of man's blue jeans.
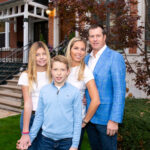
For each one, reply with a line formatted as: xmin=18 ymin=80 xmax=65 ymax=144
xmin=86 ymin=122 xmax=117 ymax=150
xmin=38 ymin=134 xmax=72 ymax=150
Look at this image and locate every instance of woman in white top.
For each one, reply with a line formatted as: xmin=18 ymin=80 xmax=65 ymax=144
xmin=66 ymin=37 xmax=100 ymax=149
xmin=17 ymin=41 xmax=51 ymax=150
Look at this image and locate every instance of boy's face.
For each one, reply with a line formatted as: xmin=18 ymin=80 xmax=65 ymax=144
xmin=51 ymin=61 xmax=69 ymax=86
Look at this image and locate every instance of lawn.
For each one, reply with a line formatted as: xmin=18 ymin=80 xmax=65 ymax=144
xmin=0 ymin=98 xmax=150 ymax=150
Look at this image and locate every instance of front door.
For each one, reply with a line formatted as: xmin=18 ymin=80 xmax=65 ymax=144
xmin=34 ymin=21 xmax=48 ymax=44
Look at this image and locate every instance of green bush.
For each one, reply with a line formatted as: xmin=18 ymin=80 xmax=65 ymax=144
xmin=118 ymin=98 xmax=150 ymax=150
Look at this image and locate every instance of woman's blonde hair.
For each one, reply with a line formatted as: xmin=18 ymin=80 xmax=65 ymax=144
xmin=27 ymin=41 xmax=51 ymax=92
xmin=65 ymin=37 xmax=87 ymax=81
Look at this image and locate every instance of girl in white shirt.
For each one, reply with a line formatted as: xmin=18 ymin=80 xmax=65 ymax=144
xmin=17 ymin=41 xmax=51 ymax=150
xmin=66 ymin=37 xmax=100 ymax=149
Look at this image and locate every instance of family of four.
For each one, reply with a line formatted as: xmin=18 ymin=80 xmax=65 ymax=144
xmin=16 ymin=24 xmax=126 ymax=150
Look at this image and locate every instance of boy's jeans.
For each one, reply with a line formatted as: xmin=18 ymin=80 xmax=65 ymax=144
xmin=38 ymin=134 xmax=72 ymax=150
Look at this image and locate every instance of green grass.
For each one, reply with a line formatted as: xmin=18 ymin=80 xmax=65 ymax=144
xmin=0 ymin=115 xmax=21 ymax=150
xmin=0 ymin=98 xmax=150 ymax=150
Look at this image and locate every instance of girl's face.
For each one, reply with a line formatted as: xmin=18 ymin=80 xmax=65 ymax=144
xmin=36 ymin=48 xmax=47 ymax=68
xmin=70 ymin=41 xmax=86 ymax=66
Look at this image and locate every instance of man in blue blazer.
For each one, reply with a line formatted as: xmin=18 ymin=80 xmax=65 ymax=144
xmin=84 ymin=24 xmax=126 ymax=150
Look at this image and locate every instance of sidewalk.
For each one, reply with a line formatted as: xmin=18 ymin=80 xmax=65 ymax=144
xmin=0 ymin=109 xmax=20 ymax=119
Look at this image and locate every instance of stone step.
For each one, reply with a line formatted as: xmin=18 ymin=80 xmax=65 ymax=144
xmin=0 ymin=104 xmax=22 ymax=113
xmin=13 ymin=73 xmax=21 ymax=80
xmin=0 ymin=84 xmax=21 ymax=94
xmin=6 ymin=79 xmax=18 ymax=86
xmin=0 ymin=91 xmax=22 ymax=99
xmin=0 ymin=98 xmax=21 ymax=108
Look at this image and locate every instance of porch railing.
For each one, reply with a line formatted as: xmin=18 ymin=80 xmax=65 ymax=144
xmin=0 ymin=43 xmax=32 ymax=84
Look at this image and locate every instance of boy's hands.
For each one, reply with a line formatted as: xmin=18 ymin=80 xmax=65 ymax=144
xmin=69 ymin=148 xmax=77 ymax=150
xmin=16 ymin=135 xmax=31 ymax=150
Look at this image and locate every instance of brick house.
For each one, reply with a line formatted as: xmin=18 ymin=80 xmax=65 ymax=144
xmin=0 ymin=0 xmax=149 ymax=98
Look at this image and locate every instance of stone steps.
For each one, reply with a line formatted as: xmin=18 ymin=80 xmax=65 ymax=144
xmin=0 ymin=73 xmax=23 ymax=113
xmin=0 ymin=84 xmax=21 ymax=93
xmin=0 ymin=98 xmax=21 ymax=108
xmin=0 ymin=104 xmax=22 ymax=113
xmin=6 ymin=79 xmax=18 ymax=86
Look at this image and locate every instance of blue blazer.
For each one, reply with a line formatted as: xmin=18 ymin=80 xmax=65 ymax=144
xmin=85 ymin=47 xmax=126 ymax=125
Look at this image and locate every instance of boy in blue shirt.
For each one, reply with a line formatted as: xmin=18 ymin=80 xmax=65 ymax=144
xmin=17 ymin=55 xmax=82 ymax=150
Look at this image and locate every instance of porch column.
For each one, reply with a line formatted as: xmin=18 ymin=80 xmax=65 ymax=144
xmin=54 ymin=9 xmax=59 ymax=48
xmin=5 ymin=20 xmax=10 ymax=48
xmin=75 ymin=12 xmax=79 ymax=37
xmin=23 ymin=3 xmax=29 ymax=64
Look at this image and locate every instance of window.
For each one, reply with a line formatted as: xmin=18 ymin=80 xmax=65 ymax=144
xmin=0 ymin=22 xmax=5 ymax=48
xmin=145 ymin=0 xmax=150 ymax=52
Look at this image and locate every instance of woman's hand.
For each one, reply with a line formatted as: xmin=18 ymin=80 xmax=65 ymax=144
xmin=16 ymin=135 xmax=31 ymax=150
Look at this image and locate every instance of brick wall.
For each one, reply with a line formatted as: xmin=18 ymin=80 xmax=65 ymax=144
xmin=10 ymin=19 xmax=17 ymax=48
xmin=0 ymin=0 xmax=9 ymax=3
xmin=129 ymin=0 xmax=138 ymax=54
xmin=48 ymin=16 xmax=54 ymax=47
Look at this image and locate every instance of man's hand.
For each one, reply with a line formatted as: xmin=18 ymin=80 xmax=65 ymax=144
xmin=69 ymin=147 xmax=78 ymax=150
xmin=16 ymin=134 xmax=31 ymax=150
xmin=107 ymin=120 xmax=118 ymax=136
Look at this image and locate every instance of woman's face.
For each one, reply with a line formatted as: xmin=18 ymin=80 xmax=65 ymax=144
xmin=36 ymin=47 xmax=47 ymax=67
xmin=70 ymin=41 xmax=86 ymax=66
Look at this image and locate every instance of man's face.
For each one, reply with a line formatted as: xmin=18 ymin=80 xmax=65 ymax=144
xmin=51 ymin=61 xmax=69 ymax=86
xmin=88 ymin=27 xmax=106 ymax=51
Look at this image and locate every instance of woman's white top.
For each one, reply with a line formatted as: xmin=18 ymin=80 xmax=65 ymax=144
xmin=67 ymin=65 xmax=94 ymax=119
xmin=18 ymin=72 xmax=49 ymax=111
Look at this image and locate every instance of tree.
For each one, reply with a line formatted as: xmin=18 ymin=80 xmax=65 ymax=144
xmin=50 ymin=0 xmax=150 ymax=95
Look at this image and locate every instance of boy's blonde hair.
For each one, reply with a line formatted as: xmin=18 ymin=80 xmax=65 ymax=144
xmin=65 ymin=37 xmax=87 ymax=81
xmin=27 ymin=41 xmax=51 ymax=92
xmin=51 ymin=55 xmax=69 ymax=70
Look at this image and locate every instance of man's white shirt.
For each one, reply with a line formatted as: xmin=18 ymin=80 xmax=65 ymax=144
xmin=88 ymin=45 xmax=107 ymax=72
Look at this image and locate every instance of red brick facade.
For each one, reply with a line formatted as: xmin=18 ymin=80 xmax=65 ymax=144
xmin=48 ymin=17 xmax=54 ymax=47
xmin=0 ymin=0 xmax=9 ymax=3
xmin=10 ymin=19 xmax=17 ymax=48
xmin=129 ymin=0 xmax=138 ymax=54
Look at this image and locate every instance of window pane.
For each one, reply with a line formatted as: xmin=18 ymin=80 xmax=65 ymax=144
xmin=145 ymin=1 xmax=150 ymax=52
xmin=0 ymin=22 xmax=5 ymax=32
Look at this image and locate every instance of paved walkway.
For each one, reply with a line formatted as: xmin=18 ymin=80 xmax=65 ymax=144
xmin=0 ymin=109 xmax=20 ymax=119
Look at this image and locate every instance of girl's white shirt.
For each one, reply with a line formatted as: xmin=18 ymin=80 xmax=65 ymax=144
xmin=18 ymin=71 xmax=49 ymax=111
xmin=67 ymin=65 xmax=94 ymax=119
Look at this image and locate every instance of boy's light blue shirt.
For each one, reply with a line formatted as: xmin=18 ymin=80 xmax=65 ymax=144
xmin=29 ymin=82 xmax=82 ymax=148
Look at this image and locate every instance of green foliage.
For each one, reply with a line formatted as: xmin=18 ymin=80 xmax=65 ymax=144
xmin=118 ymin=98 xmax=150 ymax=150
xmin=40 ymin=33 xmax=46 ymax=43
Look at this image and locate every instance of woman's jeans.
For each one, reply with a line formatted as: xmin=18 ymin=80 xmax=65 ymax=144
xmin=38 ymin=134 xmax=72 ymax=150
xmin=20 ymin=111 xmax=41 ymax=150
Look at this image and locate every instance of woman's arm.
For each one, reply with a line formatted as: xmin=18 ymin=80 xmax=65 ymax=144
xmin=22 ymin=85 xmax=32 ymax=132
xmin=82 ymin=79 xmax=100 ymax=127
xmin=16 ymin=86 xmax=32 ymax=149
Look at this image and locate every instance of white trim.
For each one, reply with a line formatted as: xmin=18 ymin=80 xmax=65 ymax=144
xmin=5 ymin=21 xmax=9 ymax=48
xmin=0 ymin=1 xmax=48 ymax=21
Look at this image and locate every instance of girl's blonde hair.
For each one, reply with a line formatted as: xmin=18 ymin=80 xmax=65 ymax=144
xmin=65 ymin=37 xmax=87 ymax=81
xmin=27 ymin=41 xmax=51 ymax=92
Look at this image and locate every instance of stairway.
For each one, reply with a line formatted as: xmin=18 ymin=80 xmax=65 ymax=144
xmin=0 ymin=62 xmax=24 ymax=84
xmin=0 ymin=73 xmax=23 ymax=113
